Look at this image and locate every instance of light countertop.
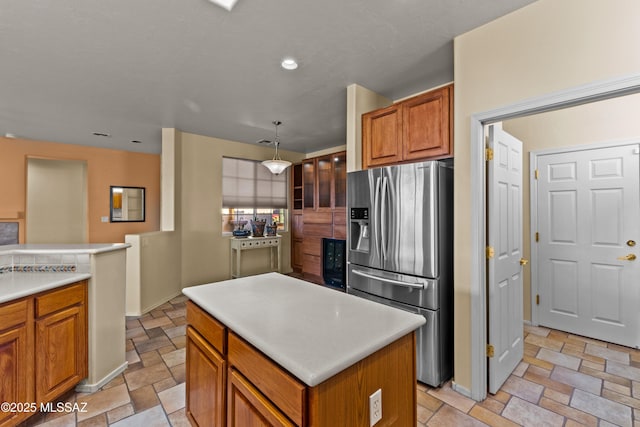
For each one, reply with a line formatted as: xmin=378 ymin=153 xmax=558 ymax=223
xmin=182 ymin=272 xmax=425 ymax=387
xmin=0 ymin=272 xmax=92 ymax=304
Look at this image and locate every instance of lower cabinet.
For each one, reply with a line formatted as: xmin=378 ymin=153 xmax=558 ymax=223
xmin=186 ymin=300 xmax=417 ymax=427
xmin=0 ymin=299 xmax=34 ymax=427
xmin=35 ymin=282 xmax=88 ymax=403
xmin=0 ymin=281 xmax=87 ymax=427
xmin=227 ymin=369 xmax=294 ymax=427
xmin=186 ymin=327 xmax=226 ymax=427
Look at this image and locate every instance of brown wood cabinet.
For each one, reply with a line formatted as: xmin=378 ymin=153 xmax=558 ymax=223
xmin=291 ymin=163 xmax=304 ymax=273
xmin=186 ymin=300 xmax=418 ymax=427
xmin=186 ymin=302 xmax=226 ymax=427
xmin=294 ymin=151 xmax=346 ymax=283
xmin=362 ymin=84 xmax=453 ymax=169
xmin=35 ymin=282 xmax=87 ymax=403
xmin=0 ymin=299 xmax=34 ymax=427
xmin=0 ymin=280 xmax=87 ymax=427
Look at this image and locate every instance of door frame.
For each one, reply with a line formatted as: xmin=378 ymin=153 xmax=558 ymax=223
xmin=465 ymin=73 xmax=640 ymax=401
xmin=529 ymin=139 xmax=640 ymax=328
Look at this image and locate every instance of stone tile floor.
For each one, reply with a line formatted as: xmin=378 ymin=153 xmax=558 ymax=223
xmin=21 ymin=295 xmax=640 ymax=426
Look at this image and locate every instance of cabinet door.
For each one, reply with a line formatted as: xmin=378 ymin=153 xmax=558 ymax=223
xmin=186 ymin=327 xmax=226 ymax=427
xmin=402 ymin=85 xmax=452 ymax=160
xmin=316 ymin=156 xmax=332 ymax=210
xmin=362 ymin=104 xmax=402 ymax=169
xmin=36 ymin=305 xmax=87 ymax=402
xmin=302 ymin=160 xmax=315 ymax=210
xmin=35 ymin=303 xmax=87 ymax=403
xmin=0 ymin=323 xmax=33 ymax=427
xmin=227 ymin=369 xmax=295 ymax=427
xmin=292 ymin=239 xmax=303 ymax=272
xmin=332 ymin=152 xmax=347 ymax=209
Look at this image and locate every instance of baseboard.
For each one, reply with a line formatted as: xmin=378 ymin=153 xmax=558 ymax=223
xmin=127 ymin=290 xmax=184 ymax=316
xmin=75 ymin=362 xmax=128 ymax=393
xmin=451 ymin=381 xmax=474 ymax=400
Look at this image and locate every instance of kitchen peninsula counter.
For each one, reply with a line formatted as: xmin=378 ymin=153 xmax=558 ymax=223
xmin=183 ymin=272 xmax=425 ymax=426
xmin=0 ymin=243 xmax=130 ymax=393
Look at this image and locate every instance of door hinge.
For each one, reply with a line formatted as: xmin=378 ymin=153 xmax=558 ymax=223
xmin=534 ymin=169 xmax=539 ymax=180
xmin=536 ymin=294 xmax=540 ymax=305
xmin=487 ymin=344 xmax=495 ymax=358
xmin=486 ymin=246 xmax=495 ymax=259
xmin=535 ymin=232 xmax=539 ymax=242
xmin=486 ymin=147 xmax=494 ymax=161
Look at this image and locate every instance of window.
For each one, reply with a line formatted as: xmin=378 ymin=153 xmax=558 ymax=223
xmin=221 ymin=157 xmax=288 ymax=234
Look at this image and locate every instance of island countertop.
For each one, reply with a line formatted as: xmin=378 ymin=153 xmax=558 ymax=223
xmin=182 ymin=272 xmax=426 ymax=387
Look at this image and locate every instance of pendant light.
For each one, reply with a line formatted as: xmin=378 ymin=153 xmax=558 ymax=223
xmin=261 ymin=120 xmax=291 ymax=175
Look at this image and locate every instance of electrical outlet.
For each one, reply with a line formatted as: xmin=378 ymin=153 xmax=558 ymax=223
xmin=369 ymin=388 xmax=382 ymax=426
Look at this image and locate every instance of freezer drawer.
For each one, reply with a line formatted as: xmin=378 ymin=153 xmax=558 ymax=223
xmin=348 ymin=288 xmax=450 ymax=387
xmin=348 ymin=263 xmax=439 ymax=310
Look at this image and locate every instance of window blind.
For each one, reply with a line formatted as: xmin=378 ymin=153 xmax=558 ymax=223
xmin=222 ymin=157 xmax=287 ymax=208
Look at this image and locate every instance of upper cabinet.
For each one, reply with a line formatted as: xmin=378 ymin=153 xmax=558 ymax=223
xmin=302 ymin=151 xmax=346 ymax=212
xmin=362 ymin=84 xmax=453 ymax=169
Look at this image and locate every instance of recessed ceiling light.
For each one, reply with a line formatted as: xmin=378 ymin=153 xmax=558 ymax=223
xmin=281 ymin=58 xmax=298 ymax=70
xmin=131 ymin=140 xmax=142 ymax=144
xmin=4 ymin=133 xmax=17 ymax=138
xmin=207 ymin=0 xmax=239 ymax=11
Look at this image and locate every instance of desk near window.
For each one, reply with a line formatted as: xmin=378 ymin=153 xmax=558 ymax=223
xmin=230 ymin=235 xmax=281 ymax=278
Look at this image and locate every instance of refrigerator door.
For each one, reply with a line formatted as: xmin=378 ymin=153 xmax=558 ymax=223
xmin=381 ymin=162 xmax=438 ymax=278
xmin=348 ymin=263 xmax=439 ymax=310
xmin=347 ymin=168 xmax=382 ymax=269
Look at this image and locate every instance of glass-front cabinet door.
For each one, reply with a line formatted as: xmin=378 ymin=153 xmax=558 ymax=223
xmin=333 ymin=152 xmax=346 ymax=209
xmin=303 ymin=160 xmax=315 ymax=209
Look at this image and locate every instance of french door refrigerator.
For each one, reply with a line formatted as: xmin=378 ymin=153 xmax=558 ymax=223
xmin=347 ymin=159 xmax=453 ymax=386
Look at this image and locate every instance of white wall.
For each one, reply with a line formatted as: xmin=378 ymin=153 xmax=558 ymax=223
xmin=453 ymin=0 xmax=640 ymax=392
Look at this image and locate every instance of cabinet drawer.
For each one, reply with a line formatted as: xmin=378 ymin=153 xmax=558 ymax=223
xmin=302 ymin=237 xmax=322 ymax=256
xmin=228 ymin=333 xmax=305 ymax=427
xmin=35 ymin=282 xmax=86 ymax=318
xmin=187 ymin=301 xmax=226 ymax=355
xmin=0 ymin=298 xmax=30 ymax=330
xmin=302 ymin=211 xmax=332 ymax=224
xmin=303 ymin=223 xmax=332 ymax=237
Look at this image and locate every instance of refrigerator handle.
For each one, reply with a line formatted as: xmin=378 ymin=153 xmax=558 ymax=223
xmin=381 ymin=176 xmax=388 ymax=260
xmin=352 ymin=269 xmax=425 ymax=290
xmin=373 ymin=176 xmax=382 ymax=260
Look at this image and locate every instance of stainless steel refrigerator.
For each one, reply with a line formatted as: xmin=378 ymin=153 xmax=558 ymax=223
xmin=347 ymin=159 xmax=453 ymax=387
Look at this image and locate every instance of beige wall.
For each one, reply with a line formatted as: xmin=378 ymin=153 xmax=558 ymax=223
xmin=503 ymin=93 xmax=640 ymax=322
xmin=453 ymin=0 xmax=640 ymax=391
xmin=178 ymin=131 xmax=306 ymax=287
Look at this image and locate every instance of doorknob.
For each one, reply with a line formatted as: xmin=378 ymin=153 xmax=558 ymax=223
xmin=617 ymin=254 xmax=637 ymax=261
xmin=519 ymin=258 xmax=528 ymax=266
xmin=627 ymin=240 xmax=636 ymax=247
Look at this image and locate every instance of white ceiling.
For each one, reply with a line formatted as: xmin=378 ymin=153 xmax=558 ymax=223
xmin=1 ymin=0 xmax=536 ymax=155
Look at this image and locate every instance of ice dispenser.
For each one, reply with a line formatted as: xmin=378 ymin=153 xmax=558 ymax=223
xmin=350 ymin=208 xmax=369 ymax=252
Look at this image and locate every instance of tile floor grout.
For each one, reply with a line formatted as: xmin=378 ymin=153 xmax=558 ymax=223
xmin=21 ymin=294 xmax=640 ymax=426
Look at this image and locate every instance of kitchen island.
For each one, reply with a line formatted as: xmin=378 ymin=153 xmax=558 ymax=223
xmin=183 ymin=272 xmax=425 ymax=426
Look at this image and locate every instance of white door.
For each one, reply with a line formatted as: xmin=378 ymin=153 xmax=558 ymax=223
xmin=487 ymin=123 xmax=524 ymax=394
xmin=536 ymin=143 xmax=640 ymax=347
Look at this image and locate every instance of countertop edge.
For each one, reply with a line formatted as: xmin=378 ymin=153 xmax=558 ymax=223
xmin=0 ymin=272 xmax=92 ymax=304
xmin=0 ymin=243 xmax=131 ymax=256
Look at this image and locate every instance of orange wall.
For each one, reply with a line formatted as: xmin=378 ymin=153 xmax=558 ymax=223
xmin=0 ymin=137 xmax=160 ymax=243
